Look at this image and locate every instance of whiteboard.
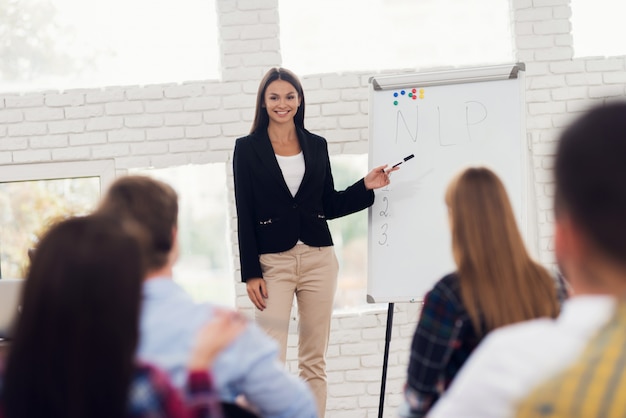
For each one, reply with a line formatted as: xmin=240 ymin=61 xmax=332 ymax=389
xmin=367 ymin=64 xmax=529 ymax=303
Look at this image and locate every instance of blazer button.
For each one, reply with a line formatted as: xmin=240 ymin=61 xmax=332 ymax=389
xmin=292 ymin=203 xmax=298 ymax=209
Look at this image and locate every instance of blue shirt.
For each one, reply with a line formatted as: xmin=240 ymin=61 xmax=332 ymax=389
xmin=138 ymin=278 xmax=317 ymax=418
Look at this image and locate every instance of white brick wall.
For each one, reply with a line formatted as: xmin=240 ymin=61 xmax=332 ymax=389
xmin=515 ymin=0 xmax=626 ymax=269
xmin=1 ymin=0 xmax=625 ymax=416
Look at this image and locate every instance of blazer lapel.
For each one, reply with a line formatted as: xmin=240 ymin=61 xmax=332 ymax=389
xmin=295 ymin=128 xmax=317 ymax=199
xmin=251 ymin=131 xmax=292 ymax=197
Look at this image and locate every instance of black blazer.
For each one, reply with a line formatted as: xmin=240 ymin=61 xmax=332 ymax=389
xmin=233 ymin=128 xmax=375 ymax=281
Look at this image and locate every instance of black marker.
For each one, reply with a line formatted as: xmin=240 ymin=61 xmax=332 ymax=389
xmin=385 ymin=154 xmax=414 ymax=172
xmin=392 ymin=154 xmax=414 ymax=168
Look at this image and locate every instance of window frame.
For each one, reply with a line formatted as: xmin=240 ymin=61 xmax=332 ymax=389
xmin=0 ymin=160 xmax=115 ymax=193
xmin=0 ymin=160 xmax=115 ymax=279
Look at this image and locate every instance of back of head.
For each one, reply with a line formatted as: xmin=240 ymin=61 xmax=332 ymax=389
xmin=96 ymin=175 xmax=178 ymax=272
xmin=3 ymin=215 xmax=145 ymax=418
xmin=446 ymin=167 xmax=559 ymax=335
xmin=555 ymin=102 xmax=626 ymax=268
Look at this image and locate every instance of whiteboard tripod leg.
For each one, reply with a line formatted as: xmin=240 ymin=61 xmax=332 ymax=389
xmin=378 ymin=302 xmax=395 ymax=418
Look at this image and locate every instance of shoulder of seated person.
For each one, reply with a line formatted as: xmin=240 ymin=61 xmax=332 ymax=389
xmin=483 ymin=317 xmax=556 ymax=349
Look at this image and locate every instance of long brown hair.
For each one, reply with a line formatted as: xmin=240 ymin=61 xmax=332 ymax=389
xmin=3 ymin=215 xmax=146 ymax=418
xmin=446 ymin=167 xmax=559 ymax=336
xmin=250 ymin=67 xmax=306 ymax=134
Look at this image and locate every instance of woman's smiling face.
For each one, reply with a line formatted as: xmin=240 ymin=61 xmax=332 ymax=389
xmin=264 ymin=79 xmax=301 ymax=126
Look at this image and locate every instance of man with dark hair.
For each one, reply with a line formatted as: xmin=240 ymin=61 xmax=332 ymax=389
xmin=427 ymin=102 xmax=626 ymax=418
xmin=97 ymin=175 xmax=317 ymax=418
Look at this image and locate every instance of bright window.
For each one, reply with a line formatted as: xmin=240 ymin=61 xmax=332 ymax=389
xmin=0 ymin=0 xmax=219 ymax=92
xmin=328 ymin=154 xmax=370 ymax=310
xmin=279 ymin=0 xmax=513 ymax=75
xmin=0 ymin=161 xmax=113 ymax=279
xmin=571 ymin=0 xmax=626 ymax=57
xmin=135 ymin=164 xmax=235 ymax=308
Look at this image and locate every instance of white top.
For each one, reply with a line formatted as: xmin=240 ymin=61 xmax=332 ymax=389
xmin=275 ymin=152 xmax=305 ymax=197
xmin=428 ymin=295 xmax=617 ymax=418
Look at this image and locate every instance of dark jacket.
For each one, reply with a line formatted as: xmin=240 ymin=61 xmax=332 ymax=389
xmin=233 ymin=127 xmax=375 ymax=281
xmin=405 ymin=273 xmax=480 ymax=417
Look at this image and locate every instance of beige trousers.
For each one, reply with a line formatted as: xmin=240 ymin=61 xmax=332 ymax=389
xmin=257 ymin=244 xmax=339 ymax=418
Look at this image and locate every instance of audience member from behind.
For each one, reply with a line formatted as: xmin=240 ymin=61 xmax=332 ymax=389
xmin=96 ymin=175 xmax=317 ymax=418
xmin=428 ymin=103 xmax=626 ymax=418
xmin=399 ymin=167 xmax=560 ymax=418
xmin=515 ymin=103 xmax=626 ymax=417
xmin=0 ymin=215 xmax=245 ymax=418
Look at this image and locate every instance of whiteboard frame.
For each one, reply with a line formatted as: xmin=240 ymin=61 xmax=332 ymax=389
xmin=370 ymin=63 xmax=525 ymax=90
xmin=367 ymin=63 xmax=532 ymax=303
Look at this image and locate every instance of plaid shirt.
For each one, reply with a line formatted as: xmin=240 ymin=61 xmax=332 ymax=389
xmin=0 ymin=362 xmax=222 ymax=418
xmin=128 ymin=362 xmax=222 ymax=418
xmin=403 ymin=273 xmax=480 ymax=418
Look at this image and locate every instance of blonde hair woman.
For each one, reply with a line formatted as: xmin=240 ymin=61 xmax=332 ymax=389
xmin=400 ymin=167 xmax=560 ymax=418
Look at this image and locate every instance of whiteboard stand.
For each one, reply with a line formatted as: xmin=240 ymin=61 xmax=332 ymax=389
xmin=378 ymin=302 xmax=394 ymax=418
xmin=367 ymin=63 xmax=528 ymax=417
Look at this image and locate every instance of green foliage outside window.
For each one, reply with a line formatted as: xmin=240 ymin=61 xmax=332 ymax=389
xmin=0 ymin=177 xmax=100 ymax=278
